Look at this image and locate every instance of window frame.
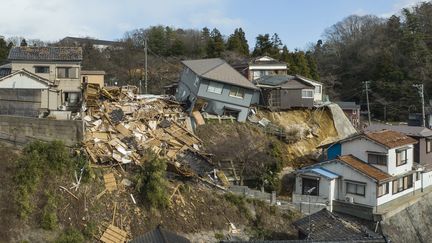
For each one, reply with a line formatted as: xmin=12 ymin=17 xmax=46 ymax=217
xmin=57 ymin=67 xmax=77 ymax=79
xmin=34 ymin=66 xmax=49 ymax=74
xmin=206 ymin=81 xmax=224 ymax=94
xmin=396 ymin=149 xmax=408 ymax=166
xmin=378 ymin=182 xmax=389 ymax=197
xmin=368 ymin=152 xmax=387 ymax=166
xmin=229 ymin=86 xmax=245 ymax=99
xmin=427 ymin=139 xmax=432 ymax=153
xmin=392 ymin=174 xmax=413 ymax=194
xmin=314 ymin=85 xmax=322 ymax=94
xmin=346 ymin=181 xmax=366 ymax=197
xmin=301 ymin=89 xmax=314 ymax=99
xmin=301 ymin=177 xmax=319 ymax=196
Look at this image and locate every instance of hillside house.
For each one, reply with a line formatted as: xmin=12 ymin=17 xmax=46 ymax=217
xmin=175 ymin=58 xmax=259 ymax=122
xmin=233 ymin=56 xmax=288 ymax=81
xmin=293 ymin=130 xmax=426 ymax=220
xmin=366 ymin=124 xmax=432 ymax=173
xmin=254 ymin=75 xmax=315 ymax=109
xmin=336 ymin=101 xmax=361 ymax=128
xmin=0 ymin=46 xmax=83 ymax=116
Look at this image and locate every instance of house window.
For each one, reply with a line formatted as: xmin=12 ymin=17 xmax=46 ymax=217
xmin=416 ymin=172 xmax=421 ymax=181
xmin=229 ymin=87 xmax=245 ymax=99
xmin=315 ymin=85 xmax=321 ymax=94
xmin=427 ymin=139 xmax=432 ymax=153
xmin=378 ymin=183 xmax=389 ymax=197
xmin=207 ymin=81 xmax=223 ymax=94
xmin=392 ymin=174 xmax=413 ymax=194
xmin=346 ymin=181 xmax=366 ymax=196
xmin=368 ymin=153 xmax=387 ymax=165
xmin=301 ymin=177 xmax=319 ymax=196
xmin=57 ymin=67 xmax=78 ymax=78
xmin=301 ymin=89 xmax=314 ymax=98
xmin=396 ymin=149 xmax=408 ymax=166
xmin=35 ymin=66 xmax=49 ymax=73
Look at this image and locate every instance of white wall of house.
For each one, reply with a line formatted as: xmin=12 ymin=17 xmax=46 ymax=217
xmin=322 ymin=162 xmax=377 ymax=207
xmin=0 ymin=73 xmax=49 ymax=89
xmin=294 ymin=173 xmax=332 ymax=201
xmin=422 ymin=171 xmax=432 ymax=188
xmin=342 ymin=138 xmax=388 ymax=170
xmin=313 ymin=84 xmax=323 ymax=102
xmin=387 ymin=146 xmax=414 ymax=176
xmin=11 ymin=61 xmax=81 ymax=93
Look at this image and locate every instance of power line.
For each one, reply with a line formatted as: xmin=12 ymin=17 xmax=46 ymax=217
xmin=363 ymin=81 xmax=371 ymax=125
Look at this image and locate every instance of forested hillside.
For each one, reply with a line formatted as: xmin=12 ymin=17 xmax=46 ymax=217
xmin=1 ymin=2 xmax=431 ymax=121
xmin=312 ymin=2 xmax=432 ymax=121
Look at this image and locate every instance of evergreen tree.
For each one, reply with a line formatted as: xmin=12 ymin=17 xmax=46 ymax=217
xmin=20 ymin=39 xmax=27 ymax=47
xmin=226 ymin=28 xmax=249 ymax=56
xmin=206 ymin=28 xmax=225 ymax=57
xmin=0 ymin=38 xmax=10 ymax=64
xmin=252 ymin=34 xmax=273 ymax=57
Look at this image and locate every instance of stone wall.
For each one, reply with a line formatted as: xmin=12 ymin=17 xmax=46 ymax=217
xmin=0 ymin=115 xmax=84 ymax=146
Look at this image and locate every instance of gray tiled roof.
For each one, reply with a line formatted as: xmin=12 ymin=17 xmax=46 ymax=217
xmin=182 ymin=58 xmax=259 ymax=90
xmin=293 ymin=209 xmax=385 ymax=242
xmin=365 ymin=124 xmax=432 ymax=138
xmin=336 ymin=101 xmax=360 ymax=110
xmin=254 ymin=75 xmax=315 ymax=89
xmin=130 ymin=226 xmax=190 ymax=243
xmin=8 ymin=46 xmax=82 ymax=61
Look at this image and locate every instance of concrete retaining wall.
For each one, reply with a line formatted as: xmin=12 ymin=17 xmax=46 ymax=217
xmin=0 ymin=115 xmax=84 ymax=146
xmin=381 ymin=191 xmax=432 ymax=243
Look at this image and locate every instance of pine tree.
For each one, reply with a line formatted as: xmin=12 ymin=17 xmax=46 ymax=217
xmin=20 ymin=39 xmax=27 ymax=47
xmin=206 ymin=28 xmax=225 ymax=57
xmin=226 ymin=28 xmax=249 ymax=56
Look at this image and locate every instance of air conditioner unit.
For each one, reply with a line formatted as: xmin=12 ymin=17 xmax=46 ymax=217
xmin=345 ymin=196 xmax=354 ymax=204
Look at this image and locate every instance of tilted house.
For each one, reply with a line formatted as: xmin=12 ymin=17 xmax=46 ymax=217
xmin=254 ymin=75 xmax=316 ymax=109
xmin=175 ymin=58 xmax=259 ymax=122
xmin=5 ymin=46 xmax=83 ymax=113
xmin=293 ymin=130 xmax=424 ymax=220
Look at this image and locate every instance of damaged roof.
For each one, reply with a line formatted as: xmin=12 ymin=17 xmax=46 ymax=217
xmin=8 ymin=46 xmax=83 ymax=61
xmin=293 ymin=209 xmax=385 ymax=242
xmin=130 ymin=225 xmax=190 ymax=243
xmin=337 ymin=155 xmax=391 ymax=182
xmin=182 ymin=58 xmax=259 ymax=90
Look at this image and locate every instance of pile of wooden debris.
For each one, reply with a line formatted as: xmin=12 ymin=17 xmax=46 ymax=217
xmin=82 ymin=84 xmax=214 ymax=178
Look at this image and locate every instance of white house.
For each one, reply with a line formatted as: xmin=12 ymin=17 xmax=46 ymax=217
xmin=246 ymin=56 xmax=288 ymax=81
xmin=293 ymin=130 xmax=422 ymax=220
xmin=295 ymin=75 xmax=323 ymax=103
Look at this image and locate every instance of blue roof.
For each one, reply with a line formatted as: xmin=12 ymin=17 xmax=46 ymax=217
xmin=301 ymin=166 xmax=340 ymax=179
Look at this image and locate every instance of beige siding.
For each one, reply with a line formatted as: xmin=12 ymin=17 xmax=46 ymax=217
xmin=82 ymin=74 xmax=104 ymax=87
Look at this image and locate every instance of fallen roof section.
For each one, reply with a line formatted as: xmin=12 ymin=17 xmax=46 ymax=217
xmin=130 ymin=225 xmax=190 ymax=243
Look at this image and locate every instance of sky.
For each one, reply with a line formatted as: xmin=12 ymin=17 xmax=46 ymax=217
xmin=0 ymin=0 xmax=427 ymax=50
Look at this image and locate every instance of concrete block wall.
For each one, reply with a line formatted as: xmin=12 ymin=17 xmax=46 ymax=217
xmin=0 ymin=115 xmax=84 ymax=146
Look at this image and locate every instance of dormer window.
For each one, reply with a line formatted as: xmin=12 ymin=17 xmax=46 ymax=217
xmin=396 ymin=148 xmax=408 ymax=166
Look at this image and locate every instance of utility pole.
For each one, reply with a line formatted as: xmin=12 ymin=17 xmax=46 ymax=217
xmin=413 ymin=84 xmax=425 ymax=127
xmin=363 ymin=81 xmax=371 ymax=126
xmin=144 ymin=38 xmax=148 ymax=94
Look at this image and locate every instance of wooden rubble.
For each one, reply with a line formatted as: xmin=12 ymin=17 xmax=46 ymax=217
xmin=82 ymin=84 xmax=209 ymax=177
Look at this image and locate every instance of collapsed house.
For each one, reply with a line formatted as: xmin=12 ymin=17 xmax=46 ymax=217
xmin=83 ymin=84 xmax=215 ymax=178
xmin=175 ymin=58 xmax=260 ymax=122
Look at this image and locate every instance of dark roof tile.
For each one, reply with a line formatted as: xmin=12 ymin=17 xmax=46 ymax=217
xmin=8 ymin=46 xmax=82 ymax=61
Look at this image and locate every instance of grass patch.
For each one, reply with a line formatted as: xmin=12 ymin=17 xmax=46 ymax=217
xmin=55 ymin=228 xmax=85 ymax=243
xmin=41 ymin=191 xmax=58 ymax=230
xmin=223 ymin=193 xmax=252 ymax=220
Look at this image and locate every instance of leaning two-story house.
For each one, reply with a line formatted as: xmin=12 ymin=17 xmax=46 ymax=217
xmin=0 ymin=46 xmax=83 ymax=116
xmin=293 ymin=130 xmax=424 ymax=220
xmin=175 ymin=58 xmax=259 ymax=122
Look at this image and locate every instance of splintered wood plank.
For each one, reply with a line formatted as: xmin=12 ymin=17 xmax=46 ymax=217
xmin=100 ymin=224 xmax=127 ymax=243
xmin=104 ymin=173 xmax=117 ymax=192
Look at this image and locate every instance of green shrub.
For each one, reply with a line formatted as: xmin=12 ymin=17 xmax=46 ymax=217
xmin=55 ymin=228 xmax=85 ymax=243
xmin=14 ymin=141 xmax=75 ymax=219
xmin=82 ymin=221 xmax=97 ymax=239
xmin=214 ymin=232 xmax=225 ymax=240
xmin=223 ymin=193 xmax=252 ymax=220
xmin=136 ymin=152 xmax=169 ymax=209
xmin=41 ymin=192 xmax=58 ymax=230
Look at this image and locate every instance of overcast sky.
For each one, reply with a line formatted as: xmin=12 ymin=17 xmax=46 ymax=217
xmin=0 ymin=0 xmax=427 ymax=50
